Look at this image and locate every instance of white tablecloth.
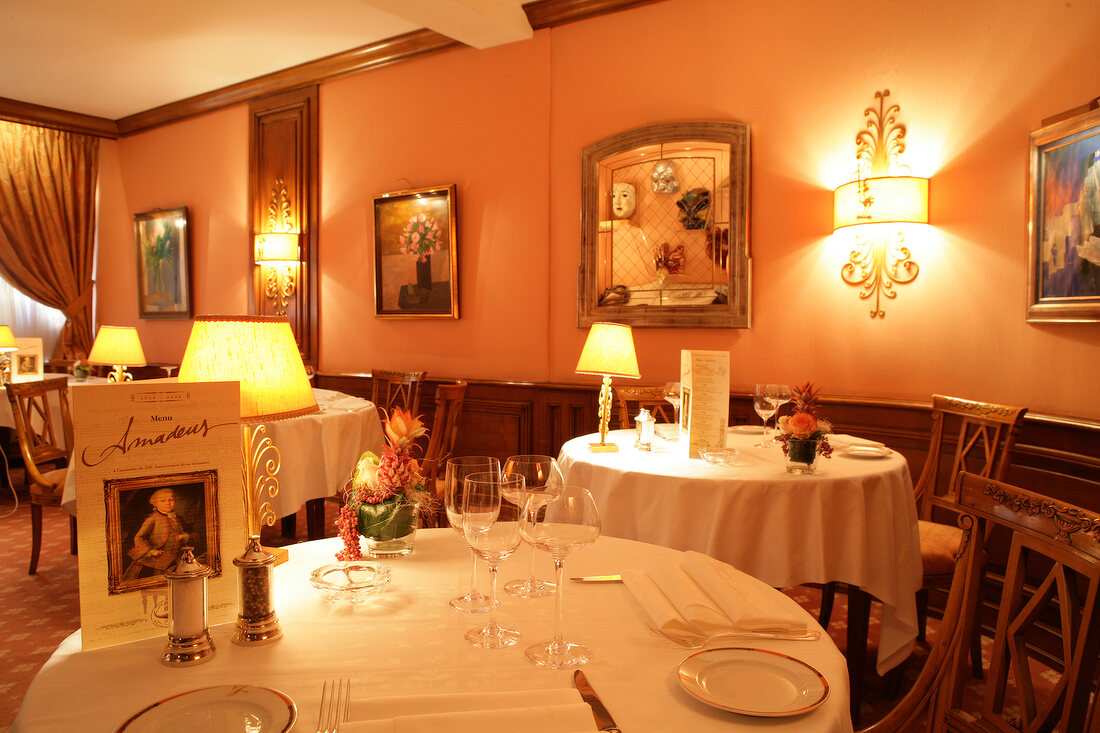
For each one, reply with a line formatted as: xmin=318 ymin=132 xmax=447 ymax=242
xmin=558 ymin=429 xmax=922 ymax=675
xmin=0 ymin=375 xmax=107 ymax=432
xmin=60 ymin=387 xmax=384 ymax=518
xmin=13 ymin=530 xmax=853 ymax=733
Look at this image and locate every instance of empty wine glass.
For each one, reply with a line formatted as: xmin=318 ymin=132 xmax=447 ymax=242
xmin=663 ymin=382 xmax=682 ymax=440
xmin=753 ymin=384 xmax=778 ymax=447
xmin=520 ymin=484 xmax=602 ymax=668
xmin=444 ymin=456 xmax=500 ymax=613
xmin=461 ymin=472 xmax=524 ymax=648
xmin=501 ymin=455 xmax=563 ymax=599
xmin=766 ymin=384 xmax=792 ymax=442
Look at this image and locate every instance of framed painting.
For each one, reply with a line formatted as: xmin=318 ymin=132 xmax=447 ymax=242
xmin=1027 ymin=105 xmax=1100 ymax=322
xmin=12 ymin=337 xmax=43 ymax=383
xmin=104 ymin=470 xmax=221 ymax=596
xmin=134 ymin=206 xmax=192 ymax=319
xmin=372 ymin=184 xmax=458 ymax=319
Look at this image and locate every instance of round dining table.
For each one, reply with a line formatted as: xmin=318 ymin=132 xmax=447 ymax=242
xmin=558 ymin=428 xmax=922 ymax=681
xmin=14 ymin=529 xmax=854 ymax=733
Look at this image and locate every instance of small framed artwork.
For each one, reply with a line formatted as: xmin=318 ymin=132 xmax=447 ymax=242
xmin=12 ymin=337 xmax=43 ymax=383
xmin=372 ymin=184 xmax=458 ymax=318
xmin=104 ymin=470 xmax=221 ymax=595
xmin=1027 ymin=105 xmax=1100 ymax=322
xmin=134 ymin=206 xmax=192 ymax=319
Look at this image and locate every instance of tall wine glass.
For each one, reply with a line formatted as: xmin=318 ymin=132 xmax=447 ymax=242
xmin=445 ymin=456 xmax=500 ymax=613
xmin=501 ymin=455 xmax=563 ymax=599
xmin=766 ymin=384 xmax=792 ymax=441
xmin=663 ymin=382 xmax=682 ymax=440
xmin=520 ymin=485 xmax=601 ymax=668
xmin=461 ymin=472 xmax=524 ymax=648
xmin=753 ymin=384 xmax=778 ymax=447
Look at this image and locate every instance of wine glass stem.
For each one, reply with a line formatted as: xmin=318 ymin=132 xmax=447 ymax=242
xmin=468 ymin=549 xmax=479 ymax=596
xmin=552 ymin=557 xmax=566 ymax=651
xmin=486 ymin=563 xmax=500 ymax=636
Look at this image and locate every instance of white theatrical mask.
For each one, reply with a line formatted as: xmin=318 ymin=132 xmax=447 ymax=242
xmin=611 ymin=183 xmax=637 ymax=219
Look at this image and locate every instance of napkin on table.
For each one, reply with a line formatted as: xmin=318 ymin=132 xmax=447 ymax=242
xmin=828 ymin=433 xmax=885 ymax=449
xmin=341 ymin=689 xmax=596 ymax=733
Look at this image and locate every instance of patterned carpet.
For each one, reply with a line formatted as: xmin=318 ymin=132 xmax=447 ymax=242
xmin=0 ymin=480 xmax=940 ymax=731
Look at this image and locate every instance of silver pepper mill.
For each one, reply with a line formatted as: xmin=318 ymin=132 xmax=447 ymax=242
xmin=232 ymin=535 xmax=282 ymax=645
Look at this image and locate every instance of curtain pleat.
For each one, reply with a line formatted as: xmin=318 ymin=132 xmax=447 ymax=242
xmin=0 ymin=121 xmax=98 ymax=358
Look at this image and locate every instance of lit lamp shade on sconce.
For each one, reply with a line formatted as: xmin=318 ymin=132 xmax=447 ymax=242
xmin=88 ymin=325 xmax=147 ymax=382
xmin=833 ymin=176 xmax=929 ymax=229
xmin=254 ymin=232 xmax=300 ymax=263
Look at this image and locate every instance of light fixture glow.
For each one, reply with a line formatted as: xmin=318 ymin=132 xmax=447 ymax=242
xmin=87 ymin=325 xmax=146 ymax=382
xmin=575 ymin=322 xmax=640 ymax=452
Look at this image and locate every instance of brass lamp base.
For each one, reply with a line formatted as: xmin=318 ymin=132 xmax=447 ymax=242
xmin=162 ymin=630 xmax=216 ymax=666
xmin=588 ymin=442 xmax=619 ymax=453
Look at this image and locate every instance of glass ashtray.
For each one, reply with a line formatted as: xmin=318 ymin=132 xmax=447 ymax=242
xmin=699 ymin=447 xmax=741 ymax=465
xmin=310 ymin=561 xmax=391 ymax=604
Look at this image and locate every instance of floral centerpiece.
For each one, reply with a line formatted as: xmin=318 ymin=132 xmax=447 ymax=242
xmin=336 ymin=408 xmax=432 ymax=560
xmin=777 ymin=382 xmax=833 ymax=473
xmin=71 ymin=359 xmax=91 ymax=379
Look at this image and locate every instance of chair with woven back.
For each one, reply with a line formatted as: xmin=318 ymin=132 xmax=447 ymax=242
xmin=5 ymin=377 xmax=77 ymax=574
xmin=615 ymin=385 xmax=674 ymax=430
xmin=371 ymin=369 xmax=426 ymax=418
xmin=819 ymin=395 xmax=1027 ymax=645
xmin=418 ymin=381 xmax=467 ymax=528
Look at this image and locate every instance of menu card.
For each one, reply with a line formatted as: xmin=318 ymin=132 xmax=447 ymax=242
xmin=12 ymin=337 xmax=44 ymax=382
xmin=73 ymin=381 xmax=244 ymax=651
xmin=680 ymin=350 xmax=729 ymax=459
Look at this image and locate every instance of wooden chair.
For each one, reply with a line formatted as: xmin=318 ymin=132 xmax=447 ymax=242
xmin=370 ymin=369 xmax=426 ymax=417
xmin=935 ymin=472 xmax=1100 ymax=732
xmin=418 ymin=381 xmax=467 ymax=528
xmin=5 ymin=378 xmax=77 ymax=574
xmin=615 ymin=385 xmax=673 ymax=430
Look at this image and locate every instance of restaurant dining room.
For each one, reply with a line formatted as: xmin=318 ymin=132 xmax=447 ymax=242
xmin=1 ymin=0 xmax=1098 ymax=731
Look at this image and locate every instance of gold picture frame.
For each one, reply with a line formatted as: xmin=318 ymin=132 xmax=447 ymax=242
xmin=372 ymin=184 xmax=459 ymax=319
xmin=134 ymin=206 xmax=193 ymax=319
xmin=104 ymin=470 xmax=221 ymax=595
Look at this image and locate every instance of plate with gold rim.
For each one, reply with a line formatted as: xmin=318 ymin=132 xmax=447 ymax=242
xmin=839 ymin=445 xmax=892 ymax=459
xmin=678 ymin=647 xmax=829 ymax=717
xmin=116 ymin=685 xmax=296 ymax=732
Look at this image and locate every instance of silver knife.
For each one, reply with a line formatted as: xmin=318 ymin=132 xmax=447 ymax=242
xmin=570 ymin=574 xmax=622 ymax=582
xmin=573 ymin=669 xmax=622 ymax=732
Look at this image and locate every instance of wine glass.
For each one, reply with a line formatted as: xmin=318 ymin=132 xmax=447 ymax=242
xmin=520 ymin=484 xmax=602 ymax=668
xmin=766 ymin=384 xmax=792 ymax=441
xmin=753 ymin=384 xmax=778 ymax=447
xmin=444 ymin=456 xmax=500 ymax=613
xmin=501 ymin=455 xmax=563 ymax=599
xmin=461 ymin=472 xmax=524 ymax=648
xmin=662 ymin=382 xmax=682 ymax=440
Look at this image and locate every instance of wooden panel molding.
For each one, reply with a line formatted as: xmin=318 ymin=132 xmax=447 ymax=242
xmin=0 ymin=96 xmax=118 ymax=139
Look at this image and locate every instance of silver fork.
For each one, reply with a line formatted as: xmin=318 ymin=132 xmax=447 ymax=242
xmin=648 ymin=624 xmax=821 ymax=648
xmin=317 ymin=678 xmax=351 ymax=733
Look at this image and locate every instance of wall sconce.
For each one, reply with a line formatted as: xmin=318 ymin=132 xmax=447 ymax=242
xmin=87 ymin=325 xmax=147 ymax=382
xmin=255 ymin=231 xmax=300 ymax=316
xmin=833 ymin=90 xmax=930 ymax=318
xmin=575 ymin=322 xmax=640 ymax=452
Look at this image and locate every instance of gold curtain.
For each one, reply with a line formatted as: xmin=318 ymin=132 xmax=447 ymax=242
xmin=0 ymin=121 xmax=98 ymax=358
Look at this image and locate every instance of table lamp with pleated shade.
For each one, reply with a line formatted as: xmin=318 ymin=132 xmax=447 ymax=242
xmin=88 ymin=325 xmax=146 ymax=382
xmin=0 ymin=325 xmax=18 ymax=384
xmin=575 ymin=322 xmax=640 ymax=452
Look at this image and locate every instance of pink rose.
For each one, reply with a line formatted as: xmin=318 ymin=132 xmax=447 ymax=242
xmin=785 ymin=411 xmax=818 ymax=438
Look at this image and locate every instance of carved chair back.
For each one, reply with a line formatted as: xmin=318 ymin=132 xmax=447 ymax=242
xmin=941 ymin=473 xmax=1100 ymax=732
xmin=419 ymin=381 xmax=467 ymax=527
xmin=615 ymin=385 xmax=673 ymax=430
xmin=370 ymin=369 xmax=426 ymax=417
xmin=5 ymin=378 xmax=73 ymax=501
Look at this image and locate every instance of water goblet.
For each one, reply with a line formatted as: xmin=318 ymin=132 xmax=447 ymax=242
xmin=766 ymin=384 xmax=792 ymax=439
xmin=520 ymin=484 xmax=602 ymax=668
xmin=444 ymin=456 xmax=500 ymax=613
xmin=501 ymin=455 xmax=563 ymax=599
xmin=663 ymin=382 xmax=682 ymax=440
xmin=461 ymin=472 xmax=524 ymax=648
xmin=753 ymin=384 xmax=778 ymax=447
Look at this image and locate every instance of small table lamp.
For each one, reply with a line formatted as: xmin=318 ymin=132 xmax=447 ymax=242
xmin=88 ymin=325 xmax=146 ymax=382
xmin=177 ymin=315 xmax=318 ymax=645
xmin=0 ymin=325 xmax=18 ymax=384
xmin=575 ymin=322 xmax=640 ymax=452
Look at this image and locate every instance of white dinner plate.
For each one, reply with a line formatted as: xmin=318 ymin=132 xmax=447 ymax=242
xmin=728 ymin=425 xmax=764 ymax=434
xmin=677 ymin=647 xmax=829 ymax=717
xmin=116 ymin=685 xmax=296 ymax=733
xmin=839 ymin=444 xmax=891 ymax=459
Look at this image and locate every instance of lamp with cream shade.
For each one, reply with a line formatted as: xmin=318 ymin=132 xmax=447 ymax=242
xmin=575 ymin=322 xmax=640 ymax=452
xmin=0 ymin=325 xmax=18 ymax=384
xmin=87 ymin=325 xmax=147 ymax=382
xmin=177 ymin=314 xmax=318 ymax=646
xmin=254 ymin=231 xmax=300 ymax=317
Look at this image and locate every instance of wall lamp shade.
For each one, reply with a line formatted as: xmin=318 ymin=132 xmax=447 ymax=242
xmin=575 ymin=322 xmax=640 ymax=452
xmin=88 ymin=325 xmax=146 ymax=381
xmin=0 ymin=325 xmax=17 ymax=352
xmin=254 ymin=232 xmax=300 ymax=263
xmin=177 ymin=315 xmax=317 ymax=423
xmin=833 ymin=176 xmax=929 ymax=229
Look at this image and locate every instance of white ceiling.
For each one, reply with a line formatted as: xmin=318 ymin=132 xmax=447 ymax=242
xmin=0 ymin=0 xmax=533 ymax=120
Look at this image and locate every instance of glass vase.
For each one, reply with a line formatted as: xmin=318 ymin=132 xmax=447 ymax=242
xmin=359 ymin=499 xmax=419 ymax=557
xmin=785 ymin=438 xmax=821 ymax=474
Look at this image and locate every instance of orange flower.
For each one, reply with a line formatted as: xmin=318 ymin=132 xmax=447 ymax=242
xmin=383 ymin=407 xmax=427 ymax=451
xmin=783 ymin=411 xmax=819 ymax=439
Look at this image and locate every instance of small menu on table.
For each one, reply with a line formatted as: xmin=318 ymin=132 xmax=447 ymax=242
xmin=73 ymin=381 xmax=244 ymax=651
xmin=680 ymin=350 xmax=730 ymax=459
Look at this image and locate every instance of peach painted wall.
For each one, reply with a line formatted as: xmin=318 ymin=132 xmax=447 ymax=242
xmin=96 ymin=0 xmax=1100 ymax=420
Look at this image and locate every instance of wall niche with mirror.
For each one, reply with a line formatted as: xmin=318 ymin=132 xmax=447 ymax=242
xmin=579 ymin=121 xmax=750 ymax=328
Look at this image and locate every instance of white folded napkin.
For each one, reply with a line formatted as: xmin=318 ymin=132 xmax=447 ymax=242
xmin=828 ymin=433 xmax=885 ymax=449
xmin=342 ymin=690 xmax=596 ymax=733
xmin=623 ymin=551 xmax=808 ymax=638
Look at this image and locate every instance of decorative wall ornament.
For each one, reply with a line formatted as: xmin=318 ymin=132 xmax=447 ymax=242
xmin=833 ymin=90 xmax=929 ymax=318
xmin=255 ymin=178 xmax=300 ymax=317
